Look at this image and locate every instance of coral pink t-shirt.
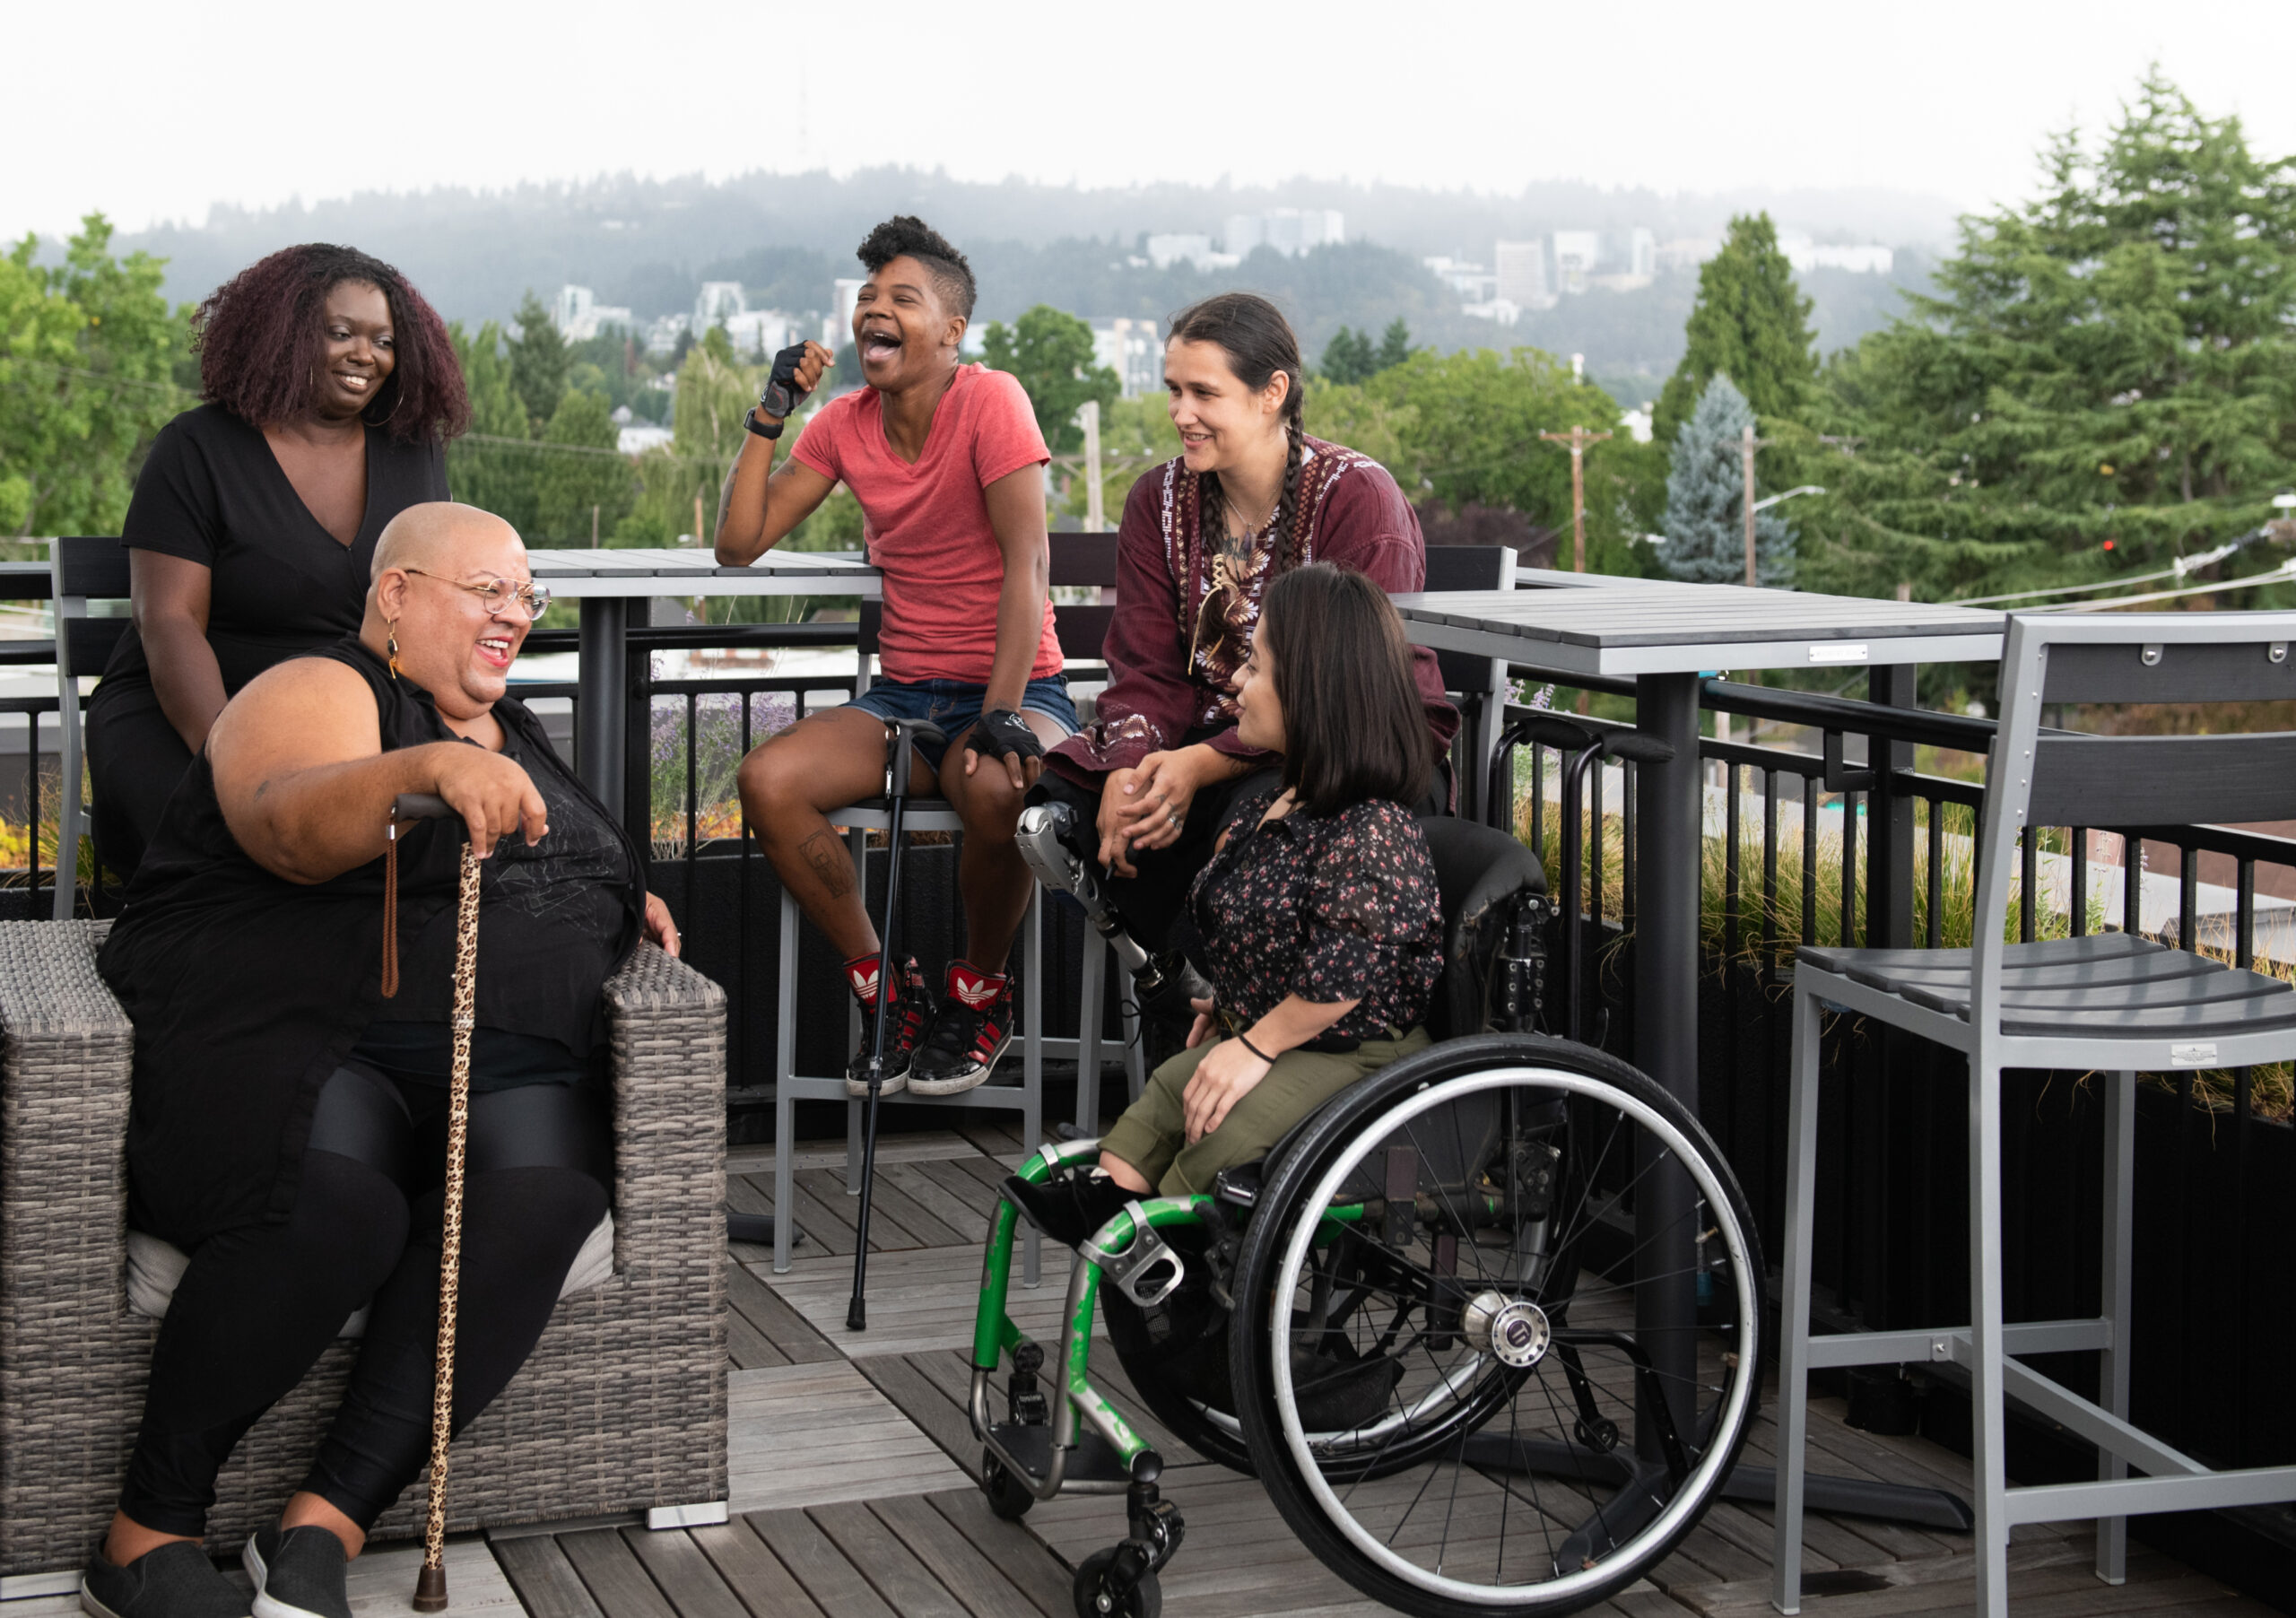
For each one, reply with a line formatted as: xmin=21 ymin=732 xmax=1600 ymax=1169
xmin=791 ymin=363 xmax=1060 ymax=685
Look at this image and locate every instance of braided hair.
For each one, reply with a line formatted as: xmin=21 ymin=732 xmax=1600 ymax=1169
xmin=1167 ymin=293 xmax=1308 ymax=570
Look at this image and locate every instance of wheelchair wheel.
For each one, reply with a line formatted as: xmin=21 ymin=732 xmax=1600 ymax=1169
xmin=1102 ymin=1222 xmax=1257 ymax=1475
xmin=1230 ymin=1034 xmax=1762 ymax=1616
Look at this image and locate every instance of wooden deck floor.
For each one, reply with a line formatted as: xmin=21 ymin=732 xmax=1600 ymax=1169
xmin=11 ymin=1123 xmax=2261 ymax=1618
xmin=510 ymin=1121 xmax=2278 ymax=1617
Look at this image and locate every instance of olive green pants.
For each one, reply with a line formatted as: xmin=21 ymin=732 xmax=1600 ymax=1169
xmin=1100 ymin=1026 xmax=1432 ymax=1196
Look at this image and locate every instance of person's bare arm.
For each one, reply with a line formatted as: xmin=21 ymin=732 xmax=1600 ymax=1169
xmin=713 ymin=342 xmax=838 ymax=564
xmin=208 ymin=659 xmax=548 ymax=884
xmin=979 ymin=463 xmax=1050 ymax=718
xmin=130 ymin=550 xmax=229 ymax=752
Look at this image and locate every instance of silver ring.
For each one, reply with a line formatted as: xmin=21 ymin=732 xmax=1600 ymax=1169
xmin=1168 ymin=810 xmax=1181 ymax=829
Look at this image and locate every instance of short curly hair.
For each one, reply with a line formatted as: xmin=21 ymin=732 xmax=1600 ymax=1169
xmin=194 ymin=244 xmax=469 ymax=442
xmin=856 ymin=215 xmax=977 ymax=321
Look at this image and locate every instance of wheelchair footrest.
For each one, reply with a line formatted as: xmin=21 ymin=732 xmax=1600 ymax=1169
xmin=988 ymin=1421 xmax=1135 ymax=1487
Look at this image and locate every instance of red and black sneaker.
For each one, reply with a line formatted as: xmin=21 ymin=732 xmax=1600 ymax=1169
xmin=908 ymin=961 xmax=1014 ymax=1095
xmin=846 ymin=953 xmax=935 ymax=1095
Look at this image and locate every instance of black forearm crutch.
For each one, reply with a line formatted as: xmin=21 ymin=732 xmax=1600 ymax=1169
xmin=383 ymin=791 xmax=479 ymax=1614
xmin=847 ymin=718 xmax=943 ymax=1332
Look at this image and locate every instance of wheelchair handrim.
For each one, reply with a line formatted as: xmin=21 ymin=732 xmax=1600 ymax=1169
xmin=1265 ymin=1063 xmax=1763 ymax=1609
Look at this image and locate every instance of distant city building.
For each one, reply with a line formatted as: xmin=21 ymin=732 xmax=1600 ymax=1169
xmin=1088 ymin=317 xmax=1163 ymax=398
xmin=694 ymin=282 xmax=747 ymax=332
xmin=618 ymin=422 xmax=674 ymax=457
xmin=1778 ymin=233 xmax=1894 ymax=274
xmin=553 ymin=284 xmax=634 ymax=342
xmin=1627 ymin=227 xmax=1657 ymax=279
xmin=1551 ymin=231 xmax=1601 ymax=295
xmin=1461 ymin=299 xmax=1522 ymax=326
xmin=1223 ymin=208 xmax=1344 ymax=257
xmin=1492 ymin=241 xmax=1555 ymax=309
xmin=1423 ymin=256 xmax=1499 ymax=300
xmin=832 ymin=277 xmax=865 ymax=345
xmin=1144 ymin=233 xmax=1237 ymax=272
xmin=644 ymin=313 xmax=691 ymax=357
xmin=722 ymin=309 xmax=797 ymax=359
xmin=1657 ymin=238 xmax=1721 ymax=272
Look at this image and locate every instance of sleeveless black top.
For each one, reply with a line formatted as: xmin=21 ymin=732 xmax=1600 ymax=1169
xmin=98 ymin=638 xmax=643 ymax=1245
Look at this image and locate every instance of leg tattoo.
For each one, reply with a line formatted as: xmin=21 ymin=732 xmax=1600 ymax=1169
xmin=799 ymin=830 xmax=857 ymax=900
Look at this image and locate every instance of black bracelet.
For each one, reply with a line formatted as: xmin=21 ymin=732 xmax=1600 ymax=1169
xmin=744 ymin=408 xmax=783 ymax=439
xmin=1237 ymin=1031 xmax=1276 ymax=1064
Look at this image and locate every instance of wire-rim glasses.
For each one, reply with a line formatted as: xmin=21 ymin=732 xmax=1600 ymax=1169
xmin=402 ymin=567 xmax=552 ymax=621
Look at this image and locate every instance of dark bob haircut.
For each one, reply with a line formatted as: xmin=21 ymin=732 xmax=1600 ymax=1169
xmin=1259 ymin=562 xmax=1431 ymax=817
xmin=856 ymin=215 xmax=978 ymax=321
xmin=194 ymin=243 xmax=469 ymax=443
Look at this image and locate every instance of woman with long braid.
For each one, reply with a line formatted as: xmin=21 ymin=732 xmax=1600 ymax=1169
xmin=1038 ymin=293 xmax=1456 ymax=984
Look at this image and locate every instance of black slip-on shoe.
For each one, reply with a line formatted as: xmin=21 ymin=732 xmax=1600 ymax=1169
xmin=81 ymin=1542 xmax=248 ymax=1618
xmin=1002 ymin=1168 xmax=1135 ymax=1248
xmin=243 ymin=1527 xmax=349 ymax=1618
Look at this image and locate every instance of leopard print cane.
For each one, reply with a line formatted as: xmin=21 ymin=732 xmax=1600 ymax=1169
xmin=413 ymin=839 xmax=482 ymax=1611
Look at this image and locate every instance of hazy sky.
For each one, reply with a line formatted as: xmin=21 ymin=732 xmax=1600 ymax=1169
xmin=12 ymin=0 xmax=2294 ymax=242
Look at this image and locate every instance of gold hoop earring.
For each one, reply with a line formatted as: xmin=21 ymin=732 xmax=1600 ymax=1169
xmin=387 ymin=620 xmax=401 ymax=680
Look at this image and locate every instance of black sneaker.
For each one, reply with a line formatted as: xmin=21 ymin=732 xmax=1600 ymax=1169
xmin=908 ymin=961 xmax=1013 ymax=1095
xmin=1003 ymin=1167 xmax=1135 ymax=1248
xmin=82 ymin=1542 xmax=248 ymax=1618
xmin=243 ymin=1526 xmax=349 ymax=1618
xmin=846 ymin=955 xmax=935 ymax=1096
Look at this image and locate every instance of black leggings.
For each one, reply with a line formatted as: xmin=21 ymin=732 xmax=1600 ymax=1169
xmin=118 ymin=1065 xmax=611 ymax=1535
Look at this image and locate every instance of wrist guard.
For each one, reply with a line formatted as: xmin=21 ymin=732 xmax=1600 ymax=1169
xmin=758 ymin=343 xmax=815 ymax=420
xmin=966 ymin=708 xmax=1044 ymax=766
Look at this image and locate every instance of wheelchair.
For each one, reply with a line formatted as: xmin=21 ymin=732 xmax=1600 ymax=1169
xmin=970 ymin=815 xmax=1763 ymax=1617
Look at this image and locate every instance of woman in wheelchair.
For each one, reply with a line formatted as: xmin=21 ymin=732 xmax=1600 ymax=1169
xmin=973 ymin=568 xmax=1768 ymax=1618
xmin=1008 ymin=563 xmax=1441 ymax=1239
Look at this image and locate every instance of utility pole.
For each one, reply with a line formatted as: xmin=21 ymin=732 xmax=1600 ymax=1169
xmin=1739 ymin=423 xmax=1773 ymax=587
xmin=1078 ymin=399 xmax=1105 ymax=532
xmin=1539 ymin=425 xmax=1613 ymax=571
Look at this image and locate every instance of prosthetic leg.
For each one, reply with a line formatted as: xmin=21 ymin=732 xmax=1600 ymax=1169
xmin=1013 ymin=802 xmax=1208 ymax=1023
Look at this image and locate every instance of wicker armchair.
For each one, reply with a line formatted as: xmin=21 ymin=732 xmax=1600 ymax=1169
xmin=0 ymin=922 xmax=728 ymax=1573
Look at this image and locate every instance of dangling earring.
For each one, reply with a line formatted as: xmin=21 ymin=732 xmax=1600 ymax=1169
xmin=387 ymin=619 xmax=402 ymax=680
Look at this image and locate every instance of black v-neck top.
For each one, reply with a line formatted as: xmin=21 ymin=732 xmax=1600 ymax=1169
xmin=103 ymin=404 xmax=449 ymax=694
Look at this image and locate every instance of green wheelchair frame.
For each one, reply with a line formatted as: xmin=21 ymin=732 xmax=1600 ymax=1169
xmin=970 ymin=1136 xmax=1202 ymax=1605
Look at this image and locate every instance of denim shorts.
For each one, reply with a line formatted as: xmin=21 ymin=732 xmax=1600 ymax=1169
xmin=843 ymin=675 xmax=1079 ymax=772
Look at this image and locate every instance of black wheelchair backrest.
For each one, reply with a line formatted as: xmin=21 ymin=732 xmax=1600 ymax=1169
xmin=1416 ymin=816 xmax=1546 ymax=1043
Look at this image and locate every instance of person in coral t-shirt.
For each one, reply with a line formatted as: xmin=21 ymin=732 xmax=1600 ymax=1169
xmin=716 ymin=216 xmax=1069 ymax=1098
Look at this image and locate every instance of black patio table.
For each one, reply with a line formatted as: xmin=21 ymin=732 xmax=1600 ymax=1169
xmin=1396 ymin=576 xmax=2006 ymax=1537
xmin=522 ymin=547 xmax=882 ymax=812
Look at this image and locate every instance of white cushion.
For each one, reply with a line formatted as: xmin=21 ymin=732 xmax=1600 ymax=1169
xmin=126 ymin=1213 xmax=616 ymax=1336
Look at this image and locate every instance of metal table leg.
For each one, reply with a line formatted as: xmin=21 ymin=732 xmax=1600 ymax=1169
xmin=578 ymin=596 xmax=629 ymax=814
xmin=1537 ymin=672 xmax=1969 ymax=1571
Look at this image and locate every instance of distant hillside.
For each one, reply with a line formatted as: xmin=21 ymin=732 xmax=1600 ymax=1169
xmin=107 ymin=168 xmax=1944 ymax=397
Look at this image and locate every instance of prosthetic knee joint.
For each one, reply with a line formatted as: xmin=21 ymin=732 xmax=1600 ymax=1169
xmin=1015 ymin=802 xmax=1206 ymax=1021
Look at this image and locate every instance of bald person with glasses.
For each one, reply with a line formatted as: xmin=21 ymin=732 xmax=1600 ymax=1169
xmin=87 ymin=504 xmax=677 ymax=1618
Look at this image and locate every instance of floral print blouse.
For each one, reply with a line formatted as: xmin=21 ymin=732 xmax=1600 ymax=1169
xmin=1183 ymin=792 xmax=1445 ymax=1043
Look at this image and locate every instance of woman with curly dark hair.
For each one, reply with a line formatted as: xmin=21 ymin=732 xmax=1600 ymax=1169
xmin=85 ymin=243 xmax=469 ymax=877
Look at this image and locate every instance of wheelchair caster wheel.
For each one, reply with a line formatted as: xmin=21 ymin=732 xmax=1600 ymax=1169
xmin=981 ymin=1454 xmax=1034 ymax=1520
xmin=1575 ymin=1414 xmax=1621 ymax=1453
xmin=1073 ymin=1549 xmax=1160 ymax=1618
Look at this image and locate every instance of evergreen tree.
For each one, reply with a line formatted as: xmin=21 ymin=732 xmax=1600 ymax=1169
xmin=1652 ymin=214 xmax=1817 ymax=448
xmin=1796 ymin=70 xmax=2296 ymax=603
xmin=445 ymin=321 xmax=540 ymax=535
xmin=980 ymin=305 xmax=1118 ymax=454
xmin=1663 ymin=375 xmax=1794 ymax=587
xmin=1375 ymin=318 xmax=1413 ymax=373
xmin=509 ymin=291 xmax=570 ymax=431
xmin=533 ymin=389 xmax=635 ymax=544
xmin=1320 ymin=326 xmax=1370 ymax=385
